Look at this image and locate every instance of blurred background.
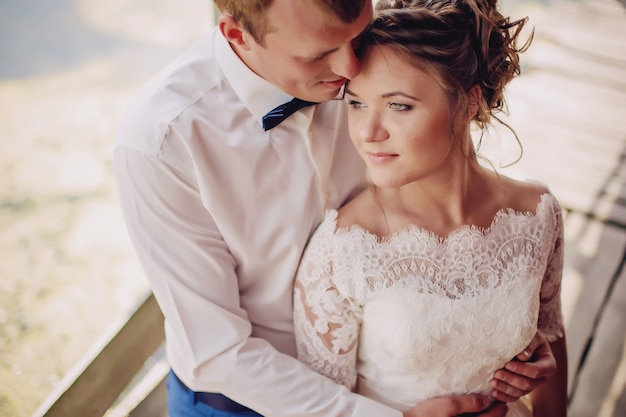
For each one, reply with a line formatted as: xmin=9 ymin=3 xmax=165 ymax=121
xmin=0 ymin=1 xmax=213 ymax=415
xmin=1 ymin=0 xmax=624 ymax=416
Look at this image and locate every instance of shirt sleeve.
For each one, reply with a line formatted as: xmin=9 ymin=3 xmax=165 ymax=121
xmin=294 ymin=219 xmax=362 ymax=390
xmin=113 ymin=149 xmax=402 ymax=417
xmin=537 ymin=196 xmax=566 ymax=342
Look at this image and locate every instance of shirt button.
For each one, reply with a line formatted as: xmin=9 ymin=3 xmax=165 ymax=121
xmin=309 ymin=131 xmax=315 ymax=140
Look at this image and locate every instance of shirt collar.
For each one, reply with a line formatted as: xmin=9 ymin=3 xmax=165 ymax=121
xmin=215 ymin=29 xmax=295 ymax=125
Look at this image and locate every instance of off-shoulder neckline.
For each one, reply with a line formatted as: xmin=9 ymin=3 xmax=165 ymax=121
xmin=326 ymin=192 xmax=556 ymax=244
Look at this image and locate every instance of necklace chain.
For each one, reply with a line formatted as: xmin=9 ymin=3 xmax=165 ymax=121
xmin=372 ymin=185 xmax=391 ymax=237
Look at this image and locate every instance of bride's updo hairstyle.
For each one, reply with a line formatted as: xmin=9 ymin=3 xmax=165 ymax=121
xmin=358 ymin=0 xmax=531 ymax=134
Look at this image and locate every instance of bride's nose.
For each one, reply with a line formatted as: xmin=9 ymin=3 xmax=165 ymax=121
xmin=359 ymin=112 xmax=389 ymax=143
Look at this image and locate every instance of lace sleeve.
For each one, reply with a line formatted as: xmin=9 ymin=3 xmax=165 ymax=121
xmin=293 ymin=218 xmax=361 ymax=390
xmin=537 ymin=198 xmax=565 ymax=342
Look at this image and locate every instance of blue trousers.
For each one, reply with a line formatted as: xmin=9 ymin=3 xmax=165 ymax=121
xmin=166 ymin=371 xmax=263 ymax=417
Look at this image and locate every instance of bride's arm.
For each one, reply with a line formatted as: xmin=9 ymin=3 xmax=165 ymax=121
xmin=528 ymin=201 xmax=568 ymax=416
xmin=491 ymin=196 xmax=567 ymax=414
xmin=293 ymin=230 xmax=361 ymax=390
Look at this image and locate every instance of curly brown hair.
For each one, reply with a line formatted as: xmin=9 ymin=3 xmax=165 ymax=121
xmin=214 ymin=0 xmax=368 ymax=44
xmin=359 ymin=0 xmax=532 ymax=132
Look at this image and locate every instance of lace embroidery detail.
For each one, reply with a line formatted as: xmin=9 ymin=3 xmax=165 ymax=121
xmin=294 ymin=192 xmax=565 ymax=408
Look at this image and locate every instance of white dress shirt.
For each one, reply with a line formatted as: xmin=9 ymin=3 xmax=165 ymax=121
xmin=113 ymin=28 xmax=402 ymax=417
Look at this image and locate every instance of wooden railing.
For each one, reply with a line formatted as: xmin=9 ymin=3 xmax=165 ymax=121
xmin=32 ymin=292 xmax=167 ymax=417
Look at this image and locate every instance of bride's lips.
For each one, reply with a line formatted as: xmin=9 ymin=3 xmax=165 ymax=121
xmin=367 ymin=152 xmax=399 ymax=163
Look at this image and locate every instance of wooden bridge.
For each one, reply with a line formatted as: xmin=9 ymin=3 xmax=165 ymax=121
xmin=33 ymin=0 xmax=626 ymax=416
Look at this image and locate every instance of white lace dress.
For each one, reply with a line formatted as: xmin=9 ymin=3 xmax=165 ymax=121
xmin=294 ymin=193 xmax=565 ymax=415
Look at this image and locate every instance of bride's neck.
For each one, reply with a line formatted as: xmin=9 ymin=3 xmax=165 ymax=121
xmin=373 ymin=163 xmax=502 ymax=237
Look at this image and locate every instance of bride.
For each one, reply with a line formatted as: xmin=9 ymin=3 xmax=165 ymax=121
xmin=293 ymin=1 xmax=568 ymax=416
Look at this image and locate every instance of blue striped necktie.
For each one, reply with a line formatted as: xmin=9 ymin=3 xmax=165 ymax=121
xmin=262 ymin=98 xmax=316 ymax=131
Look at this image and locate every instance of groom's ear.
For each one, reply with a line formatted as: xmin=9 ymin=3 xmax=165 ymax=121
xmin=218 ymin=15 xmax=251 ymax=51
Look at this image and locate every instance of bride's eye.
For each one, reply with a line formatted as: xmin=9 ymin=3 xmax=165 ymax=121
xmin=348 ymin=100 xmax=366 ymax=110
xmin=388 ymin=102 xmax=411 ymax=111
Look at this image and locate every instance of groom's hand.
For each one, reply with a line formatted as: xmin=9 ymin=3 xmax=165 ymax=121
xmin=489 ymin=332 xmax=557 ymax=402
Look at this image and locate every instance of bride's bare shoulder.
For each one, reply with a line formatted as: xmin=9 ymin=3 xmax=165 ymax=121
xmin=501 ymin=176 xmax=551 ymax=213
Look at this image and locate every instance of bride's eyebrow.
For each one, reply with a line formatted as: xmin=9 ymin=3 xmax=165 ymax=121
xmin=345 ymin=87 xmax=418 ymax=101
xmin=382 ymin=92 xmax=419 ymax=100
